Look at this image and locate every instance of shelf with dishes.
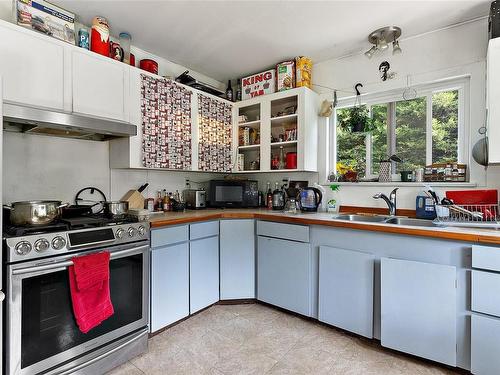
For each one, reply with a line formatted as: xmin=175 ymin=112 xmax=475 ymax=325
xmin=232 ymin=87 xmax=318 ymax=173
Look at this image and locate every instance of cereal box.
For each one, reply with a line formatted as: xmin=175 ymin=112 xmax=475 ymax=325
xmin=241 ymin=69 xmax=275 ymax=100
xmin=296 ymin=56 xmax=312 ymax=89
xmin=276 ymin=60 xmax=295 ymax=91
xmin=14 ymin=0 xmax=75 ymax=44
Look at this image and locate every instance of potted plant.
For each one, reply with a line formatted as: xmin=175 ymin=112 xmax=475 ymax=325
xmin=338 ymin=105 xmax=374 ymax=133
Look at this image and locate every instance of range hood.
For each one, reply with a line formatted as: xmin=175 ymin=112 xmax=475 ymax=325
xmin=3 ymin=103 xmax=137 ymax=141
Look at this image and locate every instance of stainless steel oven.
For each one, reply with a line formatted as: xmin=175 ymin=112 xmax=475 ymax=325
xmin=5 ymin=235 xmax=149 ymax=375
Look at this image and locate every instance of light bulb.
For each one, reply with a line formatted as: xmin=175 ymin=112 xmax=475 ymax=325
xmin=378 ymin=38 xmax=388 ymax=50
xmin=392 ymin=40 xmax=402 ymax=55
xmin=364 ymin=46 xmax=377 ymax=59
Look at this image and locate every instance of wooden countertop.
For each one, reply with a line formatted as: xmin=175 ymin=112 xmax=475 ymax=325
xmin=149 ymin=208 xmax=500 ymax=245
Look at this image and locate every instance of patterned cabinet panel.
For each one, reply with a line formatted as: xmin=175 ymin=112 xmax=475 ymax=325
xmin=198 ymin=94 xmax=233 ymax=172
xmin=141 ymin=74 xmax=192 ymax=169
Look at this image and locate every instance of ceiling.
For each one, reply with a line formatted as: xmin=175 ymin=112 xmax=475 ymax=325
xmin=52 ymin=0 xmax=491 ymax=81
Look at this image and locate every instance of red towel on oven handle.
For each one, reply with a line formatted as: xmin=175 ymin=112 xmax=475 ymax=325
xmin=69 ymin=252 xmax=114 ymax=333
xmin=72 ymin=251 xmax=111 ymax=291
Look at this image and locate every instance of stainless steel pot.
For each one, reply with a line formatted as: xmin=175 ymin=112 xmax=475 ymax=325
xmin=102 ymin=201 xmax=129 ymax=218
xmin=4 ymin=200 xmax=68 ymax=226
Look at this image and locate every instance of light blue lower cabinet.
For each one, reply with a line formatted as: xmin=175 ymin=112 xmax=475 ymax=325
xmin=257 ymin=236 xmax=312 ymax=316
xmin=190 ymin=235 xmax=219 ymax=314
xmin=380 ymin=257 xmax=457 ymax=366
xmin=150 ymin=242 xmax=189 ymax=332
xmin=318 ymin=246 xmax=374 ymax=338
xmin=471 ymin=314 xmax=500 ymax=375
xmin=220 ymin=219 xmax=255 ymax=300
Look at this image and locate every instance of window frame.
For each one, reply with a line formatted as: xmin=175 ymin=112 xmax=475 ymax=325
xmin=330 ymin=77 xmax=470 ymax=180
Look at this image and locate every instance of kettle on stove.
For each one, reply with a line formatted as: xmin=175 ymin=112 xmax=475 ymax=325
xmin=299 ymin=187 xmax=322 ymax=212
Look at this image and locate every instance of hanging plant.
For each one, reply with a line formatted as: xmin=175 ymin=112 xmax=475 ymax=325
xmin=337 ymin=105 xmax=374 ymax=133
xmin=337 ymin=83 xmax=374 ymax=133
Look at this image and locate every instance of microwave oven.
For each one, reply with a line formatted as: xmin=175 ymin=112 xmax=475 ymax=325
xmin=208 ymin=180 xmax=259 ymax=208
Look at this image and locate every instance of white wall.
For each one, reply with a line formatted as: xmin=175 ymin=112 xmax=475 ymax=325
xmin=252 ymin=18 xmax=495 ymax=211
xmin=3 ymin=132 xmax=110 ymax=203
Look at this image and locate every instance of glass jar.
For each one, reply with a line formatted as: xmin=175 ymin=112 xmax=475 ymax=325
xmin=119 ymin=32 xmax=132 ymax=64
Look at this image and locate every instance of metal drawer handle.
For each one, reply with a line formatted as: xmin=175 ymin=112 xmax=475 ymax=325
xmin=12 ymin=245 xmax=149 ymax=275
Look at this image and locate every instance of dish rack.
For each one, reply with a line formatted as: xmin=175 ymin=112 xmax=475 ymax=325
xmin=434 ymin=203 xmax=500 ymax=228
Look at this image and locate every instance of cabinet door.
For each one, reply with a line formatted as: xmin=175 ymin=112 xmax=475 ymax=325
xmin=190 ymin=236 xmax=219 ymax=313
xmin=319 ymin=246 xmax=374 ymax=338
xmin=72 ymin=51 xmax=127 ymax=121
xmin=257 ymin=236 xmax=311 ymax=316
xmin=471 ymin=314 xmax=500 ymax=375
xmin=219 ymin=220 xmax=255 ymax=299
xmin=151 ymin=242 xmax=189 ymax=332
xmin=380 ymin=258 xmax=457 ymax=366
xmin=0 ymin=25 xmax=64 ymax=110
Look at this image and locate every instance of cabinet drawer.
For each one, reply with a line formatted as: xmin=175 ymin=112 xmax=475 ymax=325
xmin=151 ymin=225 xmax=188 ymax=248
xmin=472 ymin=245 xmax=500 ymax=272
xmin=472 ymin=270 xmax=500 ymax=317
xmin=190 ymin=221 xmax=219 ymax=240
xmin=256 ymin=221 xmax=309 ymax=242
xmin=471 ymin=314 xmax=500 ymax=375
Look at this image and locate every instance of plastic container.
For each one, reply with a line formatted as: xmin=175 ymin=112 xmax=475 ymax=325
xmin=416 ymin=195 xmax=437 ymax=220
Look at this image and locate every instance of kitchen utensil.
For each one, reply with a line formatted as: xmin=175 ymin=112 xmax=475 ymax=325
xmin=140 ymin=59 xmax=158 ymax=74
xmin=299 ymin=187 xmax=323 ymax=212
xmin=4 ymin=200 xmax=68 ymax=226
xmin=121 ymin=183 xmax=148 ymax=209
xmin=102 ymin=201 xmax=129 ymax=218
xmin=472 ymin=126 xmax=488 ymax=166
xmin=183 ymin=189 xmax=206 ymax=209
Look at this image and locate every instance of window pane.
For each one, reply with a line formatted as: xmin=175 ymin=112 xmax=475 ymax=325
xmin=432 ymin=90 xmax=459 ymax=163
xmin=336 ymin=108 xmax=366 ymax=177
xmin=396 ymin=97 xmax=426 ymax=171
xmin=371 ymin=104 xmax=388 ymax=174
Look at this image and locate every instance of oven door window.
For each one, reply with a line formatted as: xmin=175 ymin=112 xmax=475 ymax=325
xmin=21 ymin=254 xmax=143 ymax=369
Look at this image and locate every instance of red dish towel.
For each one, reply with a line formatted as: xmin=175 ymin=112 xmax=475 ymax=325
xmin=69 ymin=251 xmax=114 ymax=333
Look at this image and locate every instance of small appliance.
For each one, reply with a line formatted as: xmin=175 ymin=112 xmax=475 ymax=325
xmin=208 ymin=180 xmax=259 ymax=208
xmin=183 ymin=189 xmax=207 ymax=209
xmin=299 ymin=187 xmax=323 ymax=212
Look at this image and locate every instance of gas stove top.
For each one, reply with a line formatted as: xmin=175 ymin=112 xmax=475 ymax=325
xmin=3 ymin=214 xmax=150 ymax=264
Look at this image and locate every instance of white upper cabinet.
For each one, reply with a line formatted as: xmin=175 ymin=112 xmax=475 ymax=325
xmin=0 ymin=21 xmax=65 ymax=110
xmin=488 ymin=38 xmax=500 ymax=163
xmin=71 ymin=50 xmax=128 ymax=122
xmin=233 ymin=87 xmax=318 ymax=173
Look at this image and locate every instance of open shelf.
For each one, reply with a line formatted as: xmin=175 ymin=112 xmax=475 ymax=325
xmin=238 ymin=144 xmax=260 ymax=150
xmin=238 ymin=120 xmax=261 ymax=129
xmin=270 ymin=113 xmax=298 ymax=126
xmin=271 ymin=140 xmax=297 ymax=147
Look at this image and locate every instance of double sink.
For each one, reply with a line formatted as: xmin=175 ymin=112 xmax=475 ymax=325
xmin=333 ymin=214 xmax=438 ymax=228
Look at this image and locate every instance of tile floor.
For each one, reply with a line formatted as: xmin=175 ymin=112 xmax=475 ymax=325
xmin=107 ymin=303 xmax=460 ymax=375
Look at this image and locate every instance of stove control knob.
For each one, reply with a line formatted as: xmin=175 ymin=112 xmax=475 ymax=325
xmin=116 ymin=228 xmax=124 ymax=239
xmin=15 ymin=241 xmax=32 ymax=256
xmin=128 ymin=227 xmax=137 ymax=237
xmin=34 ymin=238 xmax=50 ymax=252
xmin=138 ymin=225 xmax=146 ymax=236
xmin=51 ymin=236 xmax=66 ymax=250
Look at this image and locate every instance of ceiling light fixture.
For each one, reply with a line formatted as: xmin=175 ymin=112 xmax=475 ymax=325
xmin=364 ymin=26 xmax=402 ymax=58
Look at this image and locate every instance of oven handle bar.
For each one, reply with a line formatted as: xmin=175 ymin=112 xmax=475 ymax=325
xmin=58 ymin=328 xmax=149 ymax=375
xmin=12 ymin=245 xmax=149 ymax=275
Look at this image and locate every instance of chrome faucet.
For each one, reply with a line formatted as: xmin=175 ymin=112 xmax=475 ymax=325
xmin=373 ymin=188 xmax=399 ymax=216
